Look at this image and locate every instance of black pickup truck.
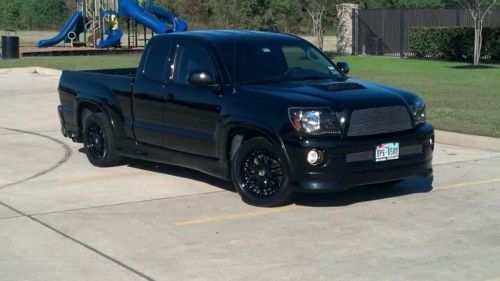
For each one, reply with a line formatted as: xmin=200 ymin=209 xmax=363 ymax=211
xmin=58 ymin=30 xmax=434 ymax=206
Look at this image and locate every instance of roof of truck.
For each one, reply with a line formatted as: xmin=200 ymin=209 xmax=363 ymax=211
xmin=157 ymin=30 xmax=302 ymax=44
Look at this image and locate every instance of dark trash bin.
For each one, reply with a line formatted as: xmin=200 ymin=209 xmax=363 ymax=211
xmin=1 ymin=30 xmax=20 ymax=59
xmin=371 ymin=37 xmax=383 ymax=56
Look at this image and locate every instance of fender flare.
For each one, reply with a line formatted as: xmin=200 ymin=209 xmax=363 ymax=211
xmin=219 ymin=118 xmax=293 ymax=172
xmin=75 ymin=97 xmax=124 ymax=139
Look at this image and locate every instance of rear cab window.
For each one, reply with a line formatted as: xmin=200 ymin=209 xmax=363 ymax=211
xmin=143 ymin=38 xmax=172 ymax=82
xmin=172 ymin=44 xmax=218 ymax=85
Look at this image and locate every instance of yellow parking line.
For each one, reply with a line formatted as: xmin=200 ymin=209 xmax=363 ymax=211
xmin=176 ymin=177 xmax=500 ymax=227
xmin=436 ymin=178 xmax=500 ymax=190
xmin=175 ymin=205 xmax=303 ymax=226
xmin=60 ymin=170 xmax=147 ymax=185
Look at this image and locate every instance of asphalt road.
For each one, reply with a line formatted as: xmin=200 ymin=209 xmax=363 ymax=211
xmin=1 ymin=71 xmax=499 ymax=281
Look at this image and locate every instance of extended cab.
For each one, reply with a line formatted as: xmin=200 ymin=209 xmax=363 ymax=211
xmin=58 ymin=31 xmax=434 ymax=206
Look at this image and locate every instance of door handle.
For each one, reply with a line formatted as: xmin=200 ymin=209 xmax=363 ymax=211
xmin=165 ymin=93 xmax=175 ymax=102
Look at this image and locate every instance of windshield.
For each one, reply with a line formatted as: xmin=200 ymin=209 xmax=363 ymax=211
xmin=224 ymin=39 xmax=342 ymax=85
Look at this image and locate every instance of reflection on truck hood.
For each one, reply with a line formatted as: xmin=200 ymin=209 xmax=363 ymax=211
xmin=240 ymin=78 xmax=418 ymax=110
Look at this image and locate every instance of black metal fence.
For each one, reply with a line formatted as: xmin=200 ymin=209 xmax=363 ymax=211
xmin=353 ymin=8 xmax=500 ymax=57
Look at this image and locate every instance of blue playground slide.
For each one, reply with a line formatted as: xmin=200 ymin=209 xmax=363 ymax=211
xmin=120 ymin=0 xmax=169 ymax=34
xmin=151 ymin=6 xmax=188 ymax=32
xmin=98 ymin=28 xmax=123 ymax=48
xmin=38 ymin=11 xmax=83 ymax=48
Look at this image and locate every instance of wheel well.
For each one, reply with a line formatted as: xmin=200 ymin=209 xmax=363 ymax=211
xmin=77 ymin=102 xmax=101 ymax=130
xmin=76 ymin=102 xmax=104 ymax=142
xmin=227 ymin=127 xmax=272 ymax=161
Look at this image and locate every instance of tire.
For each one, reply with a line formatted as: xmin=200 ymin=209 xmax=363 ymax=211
xmin=231 ymin=137 xmax=293 ymax=207
xmin=82 ymin=112 xmax=122 ymax=167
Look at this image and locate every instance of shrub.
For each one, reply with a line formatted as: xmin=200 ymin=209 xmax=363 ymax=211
xmin=0 ymin=0 xmax=68 ymax=30
xmin=409 ymin=27 xmax=500 ymax=61
xmin=483 ymin=28 xmax=500 ymax=60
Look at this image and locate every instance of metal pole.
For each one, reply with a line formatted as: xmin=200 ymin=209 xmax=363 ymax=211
xmin=93 ymin=0 xmax=97 ymax=48
xmin=83 ymin=0 xmax=87 ymax=44
xmin=100 ymin=0 xmax=104 ymax=42
xmin=352 ymin=9 xmax=357 ymax=55
xmin=127 ymin=18 xmax=130 ymax=48
xmin=399 ymin=8 xmax=405 ymax=58
xmin=135 ymin=20 xmax=138 ymax=47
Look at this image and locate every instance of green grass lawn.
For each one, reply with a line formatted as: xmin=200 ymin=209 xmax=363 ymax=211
xmin=333 ymin=56 xmax=500 ymax=138
xmin=0 ymin=55 xmax=141 ymax=70
xmin=1 ymin=54 xmax=499 ymax=137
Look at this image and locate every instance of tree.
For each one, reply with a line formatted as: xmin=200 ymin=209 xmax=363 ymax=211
xmin=237 ymin=0 xmax=269 ymax=29
xmin=207 ymin=0 xmax=239 ymax=28
xmin=455 ymin=0 xmax=498 ymax=66
xmin=297 ymin=0 xmax=335 ymax=50
xmin=271 ymin=0 xmax=303 ymax=33
xmin=181 ymin=0 xmax=211 ymax=27
xmin=65 ymin=0 xmax=76 ymax=11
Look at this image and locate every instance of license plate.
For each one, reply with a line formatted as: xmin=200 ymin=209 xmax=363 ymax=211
xmin=375 ymin=142 xmax=399 ymax=162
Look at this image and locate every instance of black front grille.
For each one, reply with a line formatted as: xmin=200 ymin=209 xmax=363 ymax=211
xmin=348 ymin=106 xmax=413 ymax=137
xmin=345 ymin=151 xmax=373 ymax=163
xmin=400 ymin=144 xmax=423 ymax=155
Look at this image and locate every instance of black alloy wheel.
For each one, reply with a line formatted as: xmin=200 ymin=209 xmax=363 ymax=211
xmin=240 ymin=149 xmax=285 ymax=198
xmin=232 ymin=137 xmax=293 ymax=207
xmin=82 ymin=112 xmax=122 ymax=167
xmin=85 ymin=122 xmax=106 ymax=161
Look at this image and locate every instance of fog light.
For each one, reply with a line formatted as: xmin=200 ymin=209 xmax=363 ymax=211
xmin=307 ymin=149 xmax=324 ymax=166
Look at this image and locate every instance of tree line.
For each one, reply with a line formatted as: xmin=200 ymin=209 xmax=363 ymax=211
xmin=154 ymin=0 xmax=464 ymax=33
xmin=0 ymin=0 xmax=483 ymax=32
xmin=0 ymin=0 xmax=69 ymax=30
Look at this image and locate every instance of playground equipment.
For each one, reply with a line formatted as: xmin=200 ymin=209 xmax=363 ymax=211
xmin=38 ymin=0 xmax=187 ymax=49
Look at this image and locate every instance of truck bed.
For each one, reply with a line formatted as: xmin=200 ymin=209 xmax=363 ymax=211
xmin=58 ymin=68 xmax=138 ymax=140
xmin=80 ymin=68 xmax=138 ymax=77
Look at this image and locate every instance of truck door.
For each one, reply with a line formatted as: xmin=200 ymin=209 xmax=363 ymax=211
xmin=132 ymin=37 xmax=173 ymax=148
xmin=162 ymin=43 xmax=222 ymax=158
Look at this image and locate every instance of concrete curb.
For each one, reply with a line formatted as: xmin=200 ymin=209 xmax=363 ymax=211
xmin=34 ymin=67 xmax=63 ymax=76
xmin=436 ymin=130 xmax=500 ymax=152
xmin=0 ymin=67 xmax=62 ymax=76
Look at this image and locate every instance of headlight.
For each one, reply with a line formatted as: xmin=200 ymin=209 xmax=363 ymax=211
xmin=288 ymin=108 xmax=342 ymax=136
xmin=410 ymin=100 xmax=426 ymax=126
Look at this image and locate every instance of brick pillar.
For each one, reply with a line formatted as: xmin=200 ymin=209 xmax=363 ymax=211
xmin=337 ymin=3 xmax=359 ymax=55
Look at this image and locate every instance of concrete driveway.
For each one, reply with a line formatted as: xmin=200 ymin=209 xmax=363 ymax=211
xmin=1 ymin=70 xmax=500 ymax=281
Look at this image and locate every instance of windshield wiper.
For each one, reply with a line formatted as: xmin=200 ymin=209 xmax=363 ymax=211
xmin=289 ymin=76 xmax=332 ymax=81
xmin=241 ymin=77 xmax=284 ymax=85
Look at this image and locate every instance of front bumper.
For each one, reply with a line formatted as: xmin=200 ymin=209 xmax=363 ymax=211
xmin=282 ymin=124 xmax=434 ymax=192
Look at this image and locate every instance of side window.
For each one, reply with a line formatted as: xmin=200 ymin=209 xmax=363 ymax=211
xmin=173 ymin=45 xmax=216 ymax=85
xmin=143 ymin=40 xmax=171 ymax=82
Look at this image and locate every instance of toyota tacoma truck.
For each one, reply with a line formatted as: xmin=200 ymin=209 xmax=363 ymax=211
xmin=58 ymin=30 xmax=434 ymax=207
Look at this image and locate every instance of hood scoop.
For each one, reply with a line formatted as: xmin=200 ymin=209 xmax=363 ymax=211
xmin=322 ymin=82 xmax=366 ymax=92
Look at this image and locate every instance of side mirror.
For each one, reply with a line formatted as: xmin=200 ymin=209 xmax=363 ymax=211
xmin=337 ymin=62 xmax=350 ymax=75
xmin=188 ymin=71 xmax=216 ymax=88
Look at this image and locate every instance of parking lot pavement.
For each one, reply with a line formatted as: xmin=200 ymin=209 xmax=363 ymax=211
xmin=1 ymin=71 xmax=500 ymax=281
